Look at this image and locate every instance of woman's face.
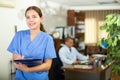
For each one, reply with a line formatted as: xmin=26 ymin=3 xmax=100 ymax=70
xmin=25 ymin=9 xmax=43 ymax=30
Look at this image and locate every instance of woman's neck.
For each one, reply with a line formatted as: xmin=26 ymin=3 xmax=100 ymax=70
xmin=30 ymin=29 xmax=40 ymax=41
xmin=30 ymin=29 xmax=40 ymax=35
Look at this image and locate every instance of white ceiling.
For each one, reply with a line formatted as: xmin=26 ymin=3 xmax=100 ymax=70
xmin=48 ymin=0 xmax=120 ymax=10
xmin=49 ymin=0 xmax=120 ymax=6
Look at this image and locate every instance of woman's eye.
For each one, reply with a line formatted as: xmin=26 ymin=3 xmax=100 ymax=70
xmin=26 ymin=15 xmax=37 ymax=19
xmin=26 ymin=16 xmax=30 ymax=19
xmin=32 ymin=15 xmax=37 ymax=18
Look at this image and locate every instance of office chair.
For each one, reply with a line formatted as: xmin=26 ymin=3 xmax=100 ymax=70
xmin=49 ymin=46 xmax=64 ymax=80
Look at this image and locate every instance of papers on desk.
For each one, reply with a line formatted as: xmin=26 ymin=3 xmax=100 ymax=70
xmin=92 ymin=54 xmax=107 ymax=58
xmin=80 ymin=60 xmax=92 ymax=65
xmin=74 ymin=60 xmax=93 ymax=69
xmin=73 ymin=64 xmax=93 ymax=69
xmin=80 ymin=60 xmax=89 ymax=64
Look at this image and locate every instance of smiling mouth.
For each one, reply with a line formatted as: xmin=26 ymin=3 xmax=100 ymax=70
xmin=29 ymin=23 xmax=35 ymax=26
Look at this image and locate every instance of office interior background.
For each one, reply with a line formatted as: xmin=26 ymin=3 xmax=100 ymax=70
xmin=0 ymin=0 xmax=120 ymax=80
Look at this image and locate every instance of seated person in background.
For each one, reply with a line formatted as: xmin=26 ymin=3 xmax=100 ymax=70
xmin=58 ymin=37 xmax=89 ymax=66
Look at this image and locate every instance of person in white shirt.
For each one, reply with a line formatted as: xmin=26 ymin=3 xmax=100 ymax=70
xmin=58 ymin=37 xmax=89 ymax=66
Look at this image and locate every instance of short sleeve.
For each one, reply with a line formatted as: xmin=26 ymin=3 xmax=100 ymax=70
xmin=44 ymin=36 xmax=56 ymax=59
xmin=7 ymin=32 xmax=21 ymax=54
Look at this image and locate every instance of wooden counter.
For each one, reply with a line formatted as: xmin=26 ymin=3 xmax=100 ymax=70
xmin=62 ymin=62 xmax=113 ymax=80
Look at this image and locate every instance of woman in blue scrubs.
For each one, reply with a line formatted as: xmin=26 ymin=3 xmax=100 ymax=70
xmin=7 ymin=6 xmax=56 ymax=80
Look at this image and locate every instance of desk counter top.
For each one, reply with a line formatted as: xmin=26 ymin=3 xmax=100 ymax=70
xmin=62 ymin=61 xmax=114 ymax=80
xmin=62 ymin=61 xmax=114 ymax=74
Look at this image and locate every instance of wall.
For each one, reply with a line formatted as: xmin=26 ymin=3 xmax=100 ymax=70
xmin=0 ymin=0 xmax=66 ymax=80
xmin=0 ymin=8 xmax=16 ymax=80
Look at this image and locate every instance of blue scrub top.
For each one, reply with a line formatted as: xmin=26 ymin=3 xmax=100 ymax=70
xmin=7 ymin=30 xmax=56 ymax=80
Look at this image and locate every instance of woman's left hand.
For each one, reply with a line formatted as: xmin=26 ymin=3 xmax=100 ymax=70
xmin=14 ymin=63 xmax=29 ymax=72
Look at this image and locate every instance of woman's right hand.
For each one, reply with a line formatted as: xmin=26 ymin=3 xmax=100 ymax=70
xmin=13 ymin=54 xmax=24 ymax=60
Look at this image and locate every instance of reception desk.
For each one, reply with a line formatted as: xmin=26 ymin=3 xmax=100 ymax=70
xmin=62 ymin=62 xmax=113 ymax=80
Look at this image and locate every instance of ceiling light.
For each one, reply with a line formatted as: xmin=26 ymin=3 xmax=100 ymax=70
xmin=97 ymin=0 xmax=119 ymax=5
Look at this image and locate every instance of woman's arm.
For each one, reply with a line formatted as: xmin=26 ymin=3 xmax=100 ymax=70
xmin=27 ymin=59 xmax=52 ymax=72
xmin=14 ymin=58 xmax=52 ymax=72
xmin=13 ymin=53 xmax=52 ymax=72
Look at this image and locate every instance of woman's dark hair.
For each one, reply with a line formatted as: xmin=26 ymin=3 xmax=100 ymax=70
xmin=25 ymin=6 xmax=46 ymax=32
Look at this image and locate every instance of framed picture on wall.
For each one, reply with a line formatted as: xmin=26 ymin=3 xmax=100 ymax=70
xmin=67 ymin=26 xmax=75 ymax=38
xmin=0 ymin=0 xmax=15 ymax=8
xmin=54 ymin=26 xmax=75 ymax=39
xmin=55 ymin=27 xmax=64 ymax=39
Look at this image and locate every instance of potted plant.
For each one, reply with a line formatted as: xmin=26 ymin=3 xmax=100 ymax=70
xmin=99 ymin=13 xmax=120 ymax=79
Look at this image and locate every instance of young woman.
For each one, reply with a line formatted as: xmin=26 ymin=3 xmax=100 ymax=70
xmin=7 ymin=6 xmax=56 ymax=80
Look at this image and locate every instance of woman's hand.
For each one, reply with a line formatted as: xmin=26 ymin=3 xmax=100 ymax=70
xmin=14 ymin=63 xmax=29 ymax=72
xmin=13 ymin=54 xmax=29 ymax=72
xmin=13 ymin=54 xmax=24 ymax=60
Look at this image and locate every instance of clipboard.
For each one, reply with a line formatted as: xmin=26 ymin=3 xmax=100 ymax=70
xmin=14 ymin=59 xmax=42 ymax=67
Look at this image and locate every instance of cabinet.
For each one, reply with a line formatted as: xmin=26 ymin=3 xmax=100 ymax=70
xmin=67 ymin=10 xmax=85 ymax=53
xmin=85 ymin=45 xmax=107 ymax=55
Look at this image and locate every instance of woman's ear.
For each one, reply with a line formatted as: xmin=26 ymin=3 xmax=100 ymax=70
xmin=40 ymin=17 xmax=43 ymax=22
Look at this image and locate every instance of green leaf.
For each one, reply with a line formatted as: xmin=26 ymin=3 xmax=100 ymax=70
xmin=100 ymin=25 xmax=106 ymax=30
xmin=111 ymin=16 xmax=117 ymax=24
xmin=117 ymin=16 xmax=120 ymax=26
xmin=106 ymin=14 xmax=114 ymax=20
xmin=113 ymin=37 xmax=117 ymax=46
